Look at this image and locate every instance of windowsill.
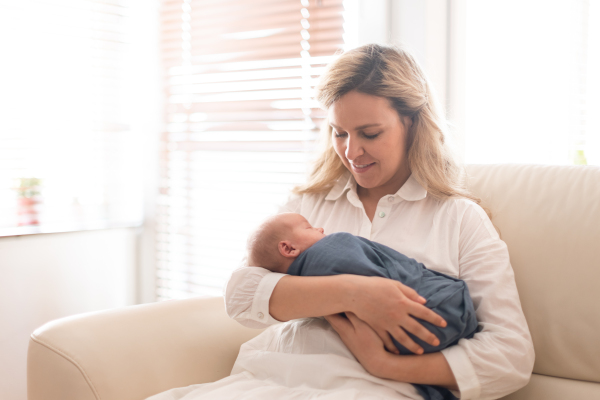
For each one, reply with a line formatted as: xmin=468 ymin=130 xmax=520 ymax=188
xmin=0 ymin=219 xmax=143 ymax=238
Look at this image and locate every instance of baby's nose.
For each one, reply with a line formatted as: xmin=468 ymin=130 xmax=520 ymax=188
xmin=318 ymin=227 xmax=324 ymax=233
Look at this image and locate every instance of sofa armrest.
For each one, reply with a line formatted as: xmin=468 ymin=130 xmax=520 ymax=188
xmin=27 ymin=296 xmax=263 ymax=400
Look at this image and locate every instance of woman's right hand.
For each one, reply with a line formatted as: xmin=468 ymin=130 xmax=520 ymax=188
xmin=346 ymin=275 xmax=447 ymax=355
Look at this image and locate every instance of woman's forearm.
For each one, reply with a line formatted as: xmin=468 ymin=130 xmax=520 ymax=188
xmin=374 ymin=352 xmax=458 ymax=391
xmin=269 ymin=274 xmax=359 ymax=321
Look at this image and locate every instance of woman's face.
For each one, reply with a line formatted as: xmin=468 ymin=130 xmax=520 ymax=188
xmin=328 ymin=90 xmax=412 ymax=196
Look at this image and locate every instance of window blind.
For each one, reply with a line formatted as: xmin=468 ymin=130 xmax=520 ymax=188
xmin=158 ymin=0 xmax=347 ymax=299
xmin=0 ymin=0 xmax=143 ymax=233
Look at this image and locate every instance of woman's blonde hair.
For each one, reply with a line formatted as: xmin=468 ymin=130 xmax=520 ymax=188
xmin=294 ymin=43 xmax=482 ymax=208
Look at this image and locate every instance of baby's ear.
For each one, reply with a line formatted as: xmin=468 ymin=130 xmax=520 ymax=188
xmin=278 ymin=240 xmax=300 ymax=258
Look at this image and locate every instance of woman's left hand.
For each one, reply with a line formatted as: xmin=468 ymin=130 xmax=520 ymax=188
xmin=325 ymin=312 xmax=392 ymax=377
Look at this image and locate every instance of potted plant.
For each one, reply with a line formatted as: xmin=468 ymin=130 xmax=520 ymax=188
xmin=14 ymin=177 xmax=42 ymax=226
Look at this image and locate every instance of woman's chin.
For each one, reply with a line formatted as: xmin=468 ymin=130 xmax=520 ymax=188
xmin=348 ymin=167 xmax=377 ymax=187
xmin=353 ymin=176 xmax=378 ymax=191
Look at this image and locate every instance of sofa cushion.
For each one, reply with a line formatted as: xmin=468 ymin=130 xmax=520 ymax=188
xmin=501 ymin=373 xmax=600 ymax=399
xmin=466 ymin=164 xmax=600 ymax=384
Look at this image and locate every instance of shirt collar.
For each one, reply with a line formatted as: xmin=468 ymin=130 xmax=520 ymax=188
xmin=324 ymin=171 xmax=355 ymax=201
xmin=325 ymin=171 xmax=427 ymax=202
xmin=397 ymin=174 xmax=428 ymax=201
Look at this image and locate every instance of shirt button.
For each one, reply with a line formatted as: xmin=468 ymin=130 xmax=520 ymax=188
xmin=388 ymin=197 xmax=394 ymax=202
xmin=257 ymin=312 xmax=264 ymax=319
xmin=379 ymin=211 xmax=386 ymax=218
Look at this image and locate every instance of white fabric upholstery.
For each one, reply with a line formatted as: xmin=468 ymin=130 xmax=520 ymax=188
xmin=500 ymin=374 xmax=600 ymax=400
xmin=465 ymin=164 xmax=600 ymax=383
xmin=28 ymin=297 xmax=263 ymax=400
xmin=27 ymin=164 xmax=600 ymax=399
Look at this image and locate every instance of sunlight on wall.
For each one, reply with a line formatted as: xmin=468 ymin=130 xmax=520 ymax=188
xmin=464 ymin=0 xmax=600 ymax=165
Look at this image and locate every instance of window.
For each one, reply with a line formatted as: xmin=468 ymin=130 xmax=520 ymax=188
xmin=0 ymin=0 xmax=145 ymax=235
xmin=461 ymin=0 xmax=600 ymax=165
xmin=157 ymin=0 xmax=348 ymax=299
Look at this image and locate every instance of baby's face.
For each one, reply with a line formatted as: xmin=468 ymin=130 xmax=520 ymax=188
xmin=282 ymin=213 xmax=326 ymax=252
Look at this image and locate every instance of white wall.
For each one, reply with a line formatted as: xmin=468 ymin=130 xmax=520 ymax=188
xmin=391 ymin=0 xmax=449 ymax=111
xmin=0 ymin=228 xmax=138 ymax=400
xmin=354 ymin=0 xmax=449 ymax=111
xmin=356 ymin=0 xmax=462 ymax=159
xmin=132 ymin=0 xmax=161 ymax=305
xmin=0 ymin=2 xmax=160 ymax=399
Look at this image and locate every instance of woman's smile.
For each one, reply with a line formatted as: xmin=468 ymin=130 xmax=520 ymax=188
xmin=350 ymin=161 xmax=376 ymax=173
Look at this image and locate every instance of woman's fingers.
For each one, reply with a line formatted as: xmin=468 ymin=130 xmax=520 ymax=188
xmin=396 ymin=283 xmax=427 ymax=304
xmin=349 ymin=277 xmax=447 ymax=352
xmin=345 ymin=312 xmax=360 ymax=323
xmin=407 ymin=301 xmax=447 ymax=328
xmin=373 ymin=328 xmax=398 ymax=354
xmin=394 ymin=281 xmax=446 ymax=328
xmin=346 ymin=313 xmax=399 ymax=354
xmin=401 ymin=317 xmax=440 ymax=347
xmin=390 ymin=326 xmax=424 ymax=355
xmin=347 ymin=313 xmax=398 ymax=354
xmin=346 ymin=312 xmax=373 ymax=328
xmin=325 ymin=313 xmax=353 ymax=333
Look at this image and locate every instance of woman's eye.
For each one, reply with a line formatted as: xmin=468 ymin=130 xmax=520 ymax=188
xmin=363 ymin=132 xmax=382 ymax=139
xmin=333 ymin=131 xmax=347 ymax=138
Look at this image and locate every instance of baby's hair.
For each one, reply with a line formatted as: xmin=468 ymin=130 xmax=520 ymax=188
xmin=246 ymin=215 xmax=290 ymax=270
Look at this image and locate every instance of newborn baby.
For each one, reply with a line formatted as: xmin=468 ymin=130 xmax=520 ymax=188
xmin=246 ymin=212 xmax=479 ymax=355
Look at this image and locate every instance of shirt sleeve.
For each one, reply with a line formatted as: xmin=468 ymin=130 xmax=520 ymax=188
xmin=441 ymin=203 xmax=535 ymax=399
xmin=223 ymin=193 xmax=303 ymax=328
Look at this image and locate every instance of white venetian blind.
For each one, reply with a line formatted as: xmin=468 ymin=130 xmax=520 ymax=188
xmin=0 ymin=0 xmax=143 ymax=233
xmin=157 ymin=0 xmax=348 ymax=299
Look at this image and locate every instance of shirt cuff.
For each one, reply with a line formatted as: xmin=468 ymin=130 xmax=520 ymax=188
xmin=251 ymin=272 xmax=287 ymax=324
xmin=441 ymin=342 xmax=481 ymax=399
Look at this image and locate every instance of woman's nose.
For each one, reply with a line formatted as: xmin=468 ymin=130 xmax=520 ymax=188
xmin=345 ymin=135 xmax=363 ymax=161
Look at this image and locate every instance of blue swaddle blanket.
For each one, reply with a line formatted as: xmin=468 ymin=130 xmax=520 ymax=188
xmin=287 ymin=232 xmax=478 ymax=355
xmin=287 ymin=232 xmax=477 ymax=400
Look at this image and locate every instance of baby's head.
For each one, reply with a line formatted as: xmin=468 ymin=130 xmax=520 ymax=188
xmin=247 ymin=213 xmax=325 ymax=273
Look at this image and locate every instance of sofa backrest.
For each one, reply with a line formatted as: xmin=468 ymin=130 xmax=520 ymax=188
xmin=466 ymin=164 xmax=600 ymax=386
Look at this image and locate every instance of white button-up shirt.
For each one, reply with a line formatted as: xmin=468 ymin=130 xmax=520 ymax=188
xmin=225 ymin=172 xmax=534 ymax=399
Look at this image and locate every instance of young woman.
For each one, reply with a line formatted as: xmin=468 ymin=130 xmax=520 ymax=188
xmin=225 ymin=44 xmax=534 ymax=399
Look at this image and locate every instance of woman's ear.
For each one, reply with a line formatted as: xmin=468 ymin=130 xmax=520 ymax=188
xmin=278 ymin=240 xmax=300 ymax=258
xmin=403 ymin=115 xmax=413 ymax=128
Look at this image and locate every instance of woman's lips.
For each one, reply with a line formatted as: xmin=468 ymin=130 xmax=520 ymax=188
xmin=350 ymin=162 xmax=375 ymax=173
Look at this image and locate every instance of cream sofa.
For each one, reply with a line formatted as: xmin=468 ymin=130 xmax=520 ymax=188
xmin=27 ymin=164 xmax=600 ymax=400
